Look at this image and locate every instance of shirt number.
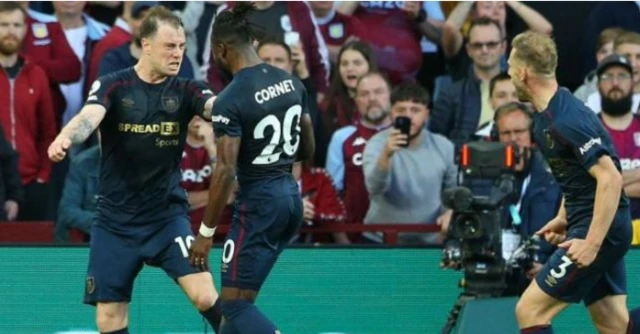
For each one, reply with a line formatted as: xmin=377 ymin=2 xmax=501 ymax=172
xmin=550 ymin=255 xmax=573 ymax=279
xmin=252 ymin=105 xmax=301 ymax=165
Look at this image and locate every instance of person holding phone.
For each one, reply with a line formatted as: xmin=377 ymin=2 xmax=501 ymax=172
xmin=362 ymin=82 xmax=458 ymax=245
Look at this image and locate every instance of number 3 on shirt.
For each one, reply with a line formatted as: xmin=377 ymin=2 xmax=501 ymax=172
xmin=252 ymin=105 xmax=301 ymax=165
xmin=550 ymin=255 xmax=573 ymax=279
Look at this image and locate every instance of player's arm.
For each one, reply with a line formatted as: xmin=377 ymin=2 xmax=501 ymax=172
xmin=585 ymin=155 xmax=624 ymax=246
xmin=201 ymin=135 xmax=240 ymax=232
xmin=48 ymin=104 xmax=106 ymax=162
xmin=297 ymin=113 xmax=316 ymax=162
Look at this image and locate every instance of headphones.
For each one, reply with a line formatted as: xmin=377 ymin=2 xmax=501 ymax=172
xmin=489 ymin=102 xmax=535 ymax=143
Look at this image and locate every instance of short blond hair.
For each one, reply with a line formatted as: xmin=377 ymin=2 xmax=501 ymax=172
xmin=614 ymin=31 xmax=640 ymax=49
xmin=511 ymin=31 xmax=558 ymax=78
xmin=598 ymin=27 xmax=625 ymax=51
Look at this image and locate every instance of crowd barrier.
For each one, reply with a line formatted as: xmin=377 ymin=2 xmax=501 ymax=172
xmin=1 ymin=247 xmax=639 ymax=334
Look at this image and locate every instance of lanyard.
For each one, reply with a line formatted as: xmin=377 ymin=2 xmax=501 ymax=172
xmin=509 ymin=175 xmax=531 ymax=226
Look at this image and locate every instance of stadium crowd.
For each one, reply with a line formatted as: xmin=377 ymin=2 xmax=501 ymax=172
xmin=2 ymin=0 xmax=640 ymax=250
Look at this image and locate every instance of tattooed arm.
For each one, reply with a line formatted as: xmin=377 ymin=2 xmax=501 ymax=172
xmin=48 ymin=104 xmax=106 ymax=162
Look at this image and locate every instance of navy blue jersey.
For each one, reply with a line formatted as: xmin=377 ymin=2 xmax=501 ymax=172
xmin=533 ymin=88 xmax=629 ymax=228
xmin=212 ymin=63 xmax=308 ymax=197
xmin=85 ymin=68 xmax=214 ymax=233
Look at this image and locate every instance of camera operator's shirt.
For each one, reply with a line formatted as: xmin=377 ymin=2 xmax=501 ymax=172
xmin=533 ymin=87 xmax=629 ymax=229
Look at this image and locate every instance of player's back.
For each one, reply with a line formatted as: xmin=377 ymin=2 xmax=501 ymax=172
xmin=213 ymin=63 xmax=307 ymax=199
xmin=533 ymin=87 xmax=629 ymax=226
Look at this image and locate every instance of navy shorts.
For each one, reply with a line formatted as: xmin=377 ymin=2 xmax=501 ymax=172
xmin=83 ymin=216 xmax=203 ymax=305
xmin=221 ymin=194 xmax=303 ymax=291
xmin=535 ymin=215 xmax=632 ymax=305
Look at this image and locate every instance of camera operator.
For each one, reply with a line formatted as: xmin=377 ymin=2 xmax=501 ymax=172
xmin=491 ymin=102 xmax=562 ymax=295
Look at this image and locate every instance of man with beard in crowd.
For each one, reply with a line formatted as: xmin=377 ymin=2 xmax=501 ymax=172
xmin=597 ymin=54 xmax=640 ymax=225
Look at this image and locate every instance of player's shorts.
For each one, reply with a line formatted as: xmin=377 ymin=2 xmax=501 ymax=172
xmin=83 ymin=215 xmax=204 ymax=305
xmin=221 ymin=194 xmax=303 ymax=291
xmin=535 ymin=212 xmax=632 ymax=305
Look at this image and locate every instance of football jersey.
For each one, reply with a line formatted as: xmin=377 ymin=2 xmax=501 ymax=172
xmin=85 ymin=67 xmax=214 ymax=233
xmin=533 ymin=88 xmax=629 ymax=229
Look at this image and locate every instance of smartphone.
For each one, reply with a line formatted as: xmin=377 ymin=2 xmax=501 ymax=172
xmin=394 ymin=116 xmax=411 ymax=148
xmin=284 ymin=31 xmax=300 ymax=46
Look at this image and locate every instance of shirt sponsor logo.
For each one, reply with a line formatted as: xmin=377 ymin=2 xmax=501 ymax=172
xmin=579 ymin=137 xmax=602 ymax=155
xmin=212 ymin=115 xmax=230 ymax=125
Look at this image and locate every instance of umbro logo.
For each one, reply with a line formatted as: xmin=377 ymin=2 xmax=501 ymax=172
xmin=353 ymin=137 xmax=367 ymax=146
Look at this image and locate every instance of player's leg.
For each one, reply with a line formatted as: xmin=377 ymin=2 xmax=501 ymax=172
xmin=516 ymin=246 xmax=599 ymax=333
xmin=84 ymin=224 xmax=143 ymax=333
xmin=584 ymin=256 xmax=631 ymax=333
xmin=219 ymin=196 xmax=302 ymax=334
xmin=146 ymin=216 xmax=221 ymax=332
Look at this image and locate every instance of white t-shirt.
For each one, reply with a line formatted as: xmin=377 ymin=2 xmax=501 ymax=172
xmin=60 ymin=25 xmax=87 ymax=126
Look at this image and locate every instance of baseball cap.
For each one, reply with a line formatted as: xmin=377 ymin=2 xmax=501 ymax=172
xmin=132 ymin=1 xmax=158 ymax=19
xmin=596 ymin=53 xmax=633 ymax=78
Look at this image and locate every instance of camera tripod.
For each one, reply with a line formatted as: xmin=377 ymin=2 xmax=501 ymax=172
xmin=440 ymin=278 xmax=507 ymax=334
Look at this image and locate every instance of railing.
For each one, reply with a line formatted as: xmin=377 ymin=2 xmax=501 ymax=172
xmin=0 ymin=221 xmax=441 ymax=245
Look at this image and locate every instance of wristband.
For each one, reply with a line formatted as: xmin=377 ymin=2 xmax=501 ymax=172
xmin=199 ymin=223 xmax=216 ymax=238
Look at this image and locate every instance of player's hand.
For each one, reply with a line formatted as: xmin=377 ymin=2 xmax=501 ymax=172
xmin=436 ymin=209 xmax=453 ymax=236
xmin=526 ymin=262 xmax=543 ymax=280
xmin=536 ymin=216 xmax=568 ymax=245
xmin=4 ymin=200 xmax=18 ymax=221
xmin=401 ymin=1 xmax=421 ymax=19
xmin=48 ymin=136 xmax=72 ymax=162
xmin=189 ymin=234 xmax=213 ymax=271
xmin=303 ymin=197 xmax=315 ymax=221
xmin=558 ymin=238 xmax=599 ymax=268
xmin=384 ymin=129 xmax=408 ymax=157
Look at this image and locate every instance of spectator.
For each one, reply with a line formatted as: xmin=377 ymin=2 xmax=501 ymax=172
xmin=31 ymin=1 xmax=110 ymax=127
xmin=257 ymin=37 xmax=328 ymax=166
xmin=326 ymin=72 xmax=392 ymax=241
xmin=415 ymin=1 xmax=446 ymax=96
xmin=308 ymin=1 xmax=367 ymax=64
xmin=98 ymin=5 xmax=195 ymax=79
xmin=180 ymin=116 xmax=217 ymax=232
xmin=0 ymin=2 xmax=57 ymax=221
xmin=362 ymin=83 xmax=457 ymax=245
xmin=574 ymin=27 xmax=625 ymax=104
xmin=442 ymin=1 xmax=552 ymax=81
xmin=292 ymin=161 xmax=349 ymax=244
xmin=88 ymin=1 xmax=155 ymax=87
xmin=55 ymin=145 xmax=99 ymax=242
xmin=17 ymin=1 xmax=81 ymax=129
xmin=321 ymin=40 xmax=377 ymax=135
xmin=476 ymin=72 xmax=519 ymax=138
xmin=490 ymin=102 xmax=561 ymax=295
xmin=582 ymin=1 xmax=640 ymax=80
xmin=429 ymin=18 xmax=505 ymax=147
xmin=337 ymin=1 xmax=440 ymax=85
xmin=596 ymin=54 xmax=640 ymax=220
xmin=0 ymin=126 xmax=23 ymax=222
xmin=202 ymin=1 xmax=330 ymax=95
xmin=586 ymin=31 xmax=640 ymax=113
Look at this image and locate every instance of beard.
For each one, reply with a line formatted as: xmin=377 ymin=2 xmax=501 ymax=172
xmin=513 ymin=79 xmax=531 ymax=102
xmin=213 ymin=53 xmax=233 ymax=79
xmin=601 ymin=89 xmax=633 ymax=117
xmin=0 ymin=37 xmax=20 ymax=56
xmin=362 ymin=105 xmax=389 ymax=125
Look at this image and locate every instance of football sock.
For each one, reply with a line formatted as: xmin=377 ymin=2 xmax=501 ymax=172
xmin=200 ymin=298 xmax=222 ymax=333
xmin=628 ymin=308 xmax=640 ymax=334
xmin=521 ymin=325 xmax=554 ymax=334
xmin=221 ymin=299 xmax=278 ymax=334
xmin=101 ymin=328 xmax=129 ymax=334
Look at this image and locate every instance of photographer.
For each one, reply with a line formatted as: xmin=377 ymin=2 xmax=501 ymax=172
xmin=490 ymin=102 xmax=562 ymax=295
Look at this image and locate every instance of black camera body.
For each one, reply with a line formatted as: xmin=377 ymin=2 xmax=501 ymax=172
xmin=441 ymin=141 xmax=537 ymax=295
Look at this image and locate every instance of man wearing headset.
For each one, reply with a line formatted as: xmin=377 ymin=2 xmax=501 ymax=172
xmin=489 ymin=101 xmax=562 ymax=295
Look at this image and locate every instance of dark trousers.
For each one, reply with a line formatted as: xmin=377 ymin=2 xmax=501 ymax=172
xmin=17 ymin=181 xmax=49 ymax=221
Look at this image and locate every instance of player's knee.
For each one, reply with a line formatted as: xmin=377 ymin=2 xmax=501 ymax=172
xmin=515 ymin=297 xmax=549 ymax=325
xmin=96 ymin=308 xmax=127 ymax=332
xmin=191 ymin=291 xmax=217 ymax=311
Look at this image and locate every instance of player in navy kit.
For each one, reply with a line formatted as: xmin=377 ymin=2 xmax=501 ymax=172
xmin=48 ymin=7 xmax=222 ymax=334
xmin=508 ymin=31 xmax=637 ymax=334
xmin=188 ymin=3 xmax=315 ymax=333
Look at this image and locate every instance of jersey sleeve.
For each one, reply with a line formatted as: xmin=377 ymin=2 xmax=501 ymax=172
xmin=85 ymin=75 xmax=116 ymax=111
xmin=211 ymin=95 xmax=242 ymax=138
xmin=553 ymin=116 xmax=613 ymax=171
xmin=187 ymin=80 xmax=216 ymax=120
